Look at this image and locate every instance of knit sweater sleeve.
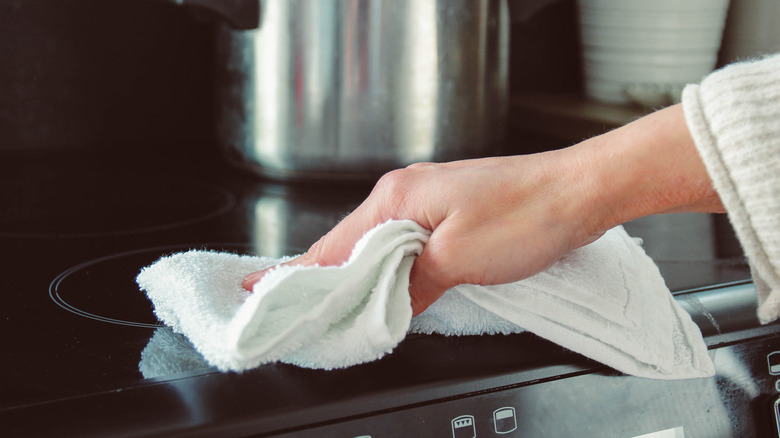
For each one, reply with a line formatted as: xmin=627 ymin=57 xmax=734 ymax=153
xmin=682 ymin=53 xmax=780 ymax=324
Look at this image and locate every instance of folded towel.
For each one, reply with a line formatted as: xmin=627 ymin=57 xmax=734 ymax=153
xmin=136 ymin=220 xmax=714 ymax=380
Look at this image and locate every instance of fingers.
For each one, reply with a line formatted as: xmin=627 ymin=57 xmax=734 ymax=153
xmin=242 ymin=223 xmax=453 ymax=316
xmin=242 ymin=165 xmax=450 ymax=300
xmin=242 ymin=199 xmax=384 ymax=291
xmin=240 ymin=254 xmax=306 ymax=290
xmin=240 ymin=232 xmax=353 ymax=291
xmin=409 ymin=259 xmax=450 ymax=316
xmin=241 ymin=269 xmax=267 ymax=290
xmin=407 ymin=221 xmax=463 ymax=316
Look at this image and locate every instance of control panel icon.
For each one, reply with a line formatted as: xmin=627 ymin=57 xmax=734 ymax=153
xmin=768 ymin=351 xmax=780 ymax=375
xmin=493 ymin=407 xmax=517 ymax=434
xmin=452 ymin=414 xmax=476 ymax=438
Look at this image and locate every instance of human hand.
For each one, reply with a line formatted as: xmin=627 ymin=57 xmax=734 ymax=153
xmin=242 ymin=104 xmax=723 ymax=315
xmin=242 ymin=152 xmax=605 ymax=315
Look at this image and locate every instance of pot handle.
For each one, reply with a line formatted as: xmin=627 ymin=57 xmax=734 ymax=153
xmin=161 ymin=0 xmax=260 ymax=30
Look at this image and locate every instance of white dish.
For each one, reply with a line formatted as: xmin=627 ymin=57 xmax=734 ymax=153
xmin=578 ymin=0 xmax=730 ymax=104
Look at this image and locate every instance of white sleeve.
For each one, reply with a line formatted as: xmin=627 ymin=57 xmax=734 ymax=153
xmin=682 ymin=53 xmax=780 ymax=324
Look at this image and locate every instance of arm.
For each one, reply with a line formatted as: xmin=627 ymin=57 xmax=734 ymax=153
xmin=243 ymin=103 xmax=723 ymax=316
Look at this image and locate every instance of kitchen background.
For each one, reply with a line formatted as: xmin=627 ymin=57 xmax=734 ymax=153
xmin=3 ymin=0 xmax=777 ymax=161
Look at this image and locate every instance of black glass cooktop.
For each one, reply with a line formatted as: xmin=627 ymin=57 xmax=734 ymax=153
xmin=0 ymin=152 xmax=763 ymax=436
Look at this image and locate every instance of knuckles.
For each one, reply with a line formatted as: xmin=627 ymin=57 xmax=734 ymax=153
xmin=372 ymin=167 xmax=423 ymax=216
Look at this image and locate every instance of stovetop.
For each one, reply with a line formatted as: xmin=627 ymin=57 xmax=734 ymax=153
xmin=1 ymin=151 xmax=776 ymax=437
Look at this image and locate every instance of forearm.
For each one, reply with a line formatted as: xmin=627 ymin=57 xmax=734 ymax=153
xmin=565 ymin=103 xmax=724 ymax=236
xmin=243 ymin=100 xmax=726 ymax=315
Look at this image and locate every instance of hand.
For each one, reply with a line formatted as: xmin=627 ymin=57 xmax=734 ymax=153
xmin=242 ymin=151 xmax=606 ymax=315
xmin=242 ymin=104 xmax=724 ymax=315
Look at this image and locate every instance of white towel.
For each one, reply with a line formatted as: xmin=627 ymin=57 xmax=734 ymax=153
xmin=136 ymin=220 xmax=714 ymax=380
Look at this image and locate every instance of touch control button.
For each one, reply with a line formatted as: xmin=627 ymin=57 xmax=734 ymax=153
xmin=768 ymin=351 xmax=780 ymax=375
xmin=452 ymin=415 xmax=476 ymax=438
xmin=493 ymin=407 xmax=517 ymax=434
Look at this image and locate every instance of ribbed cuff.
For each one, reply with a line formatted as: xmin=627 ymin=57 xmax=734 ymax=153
xmin=682 ymin=54 xmax=780 ymax=323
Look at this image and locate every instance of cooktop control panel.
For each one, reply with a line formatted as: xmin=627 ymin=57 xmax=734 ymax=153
xmin=276 ymin=334 xmax=780 ymax=438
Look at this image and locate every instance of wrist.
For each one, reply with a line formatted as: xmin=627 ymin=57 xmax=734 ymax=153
xmin=571 ymin=104 xmax=724 ymax=234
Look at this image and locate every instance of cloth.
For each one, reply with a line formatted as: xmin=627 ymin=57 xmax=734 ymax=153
xmin=137 ymin=220 xmax=713 ymax=380
xmin=682 ymin=53 xmax=780 ymax=324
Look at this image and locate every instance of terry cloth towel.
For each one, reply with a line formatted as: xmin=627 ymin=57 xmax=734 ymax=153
xmin=136 ymin=220 xmax=714 ymax=380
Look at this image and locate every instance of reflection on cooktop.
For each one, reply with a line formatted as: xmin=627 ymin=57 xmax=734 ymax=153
xmin=139 ymin=327 xmax=214 ymax=379
xmin=623 ymin=213 xmax=749 ymax=292
xmin=0 ymin=166 xmax=234 ymax=237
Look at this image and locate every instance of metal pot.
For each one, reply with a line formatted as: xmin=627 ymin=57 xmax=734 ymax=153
xmin=216 ymin=0 xmax=509 ymax=181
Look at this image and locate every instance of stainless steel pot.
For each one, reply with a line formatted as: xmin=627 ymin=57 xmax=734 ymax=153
xmin=216 ymin=0 xmax=509 ymax=181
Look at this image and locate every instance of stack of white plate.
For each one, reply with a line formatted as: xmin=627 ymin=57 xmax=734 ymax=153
xmin=578 ymin=0 xmax=730 ymax=106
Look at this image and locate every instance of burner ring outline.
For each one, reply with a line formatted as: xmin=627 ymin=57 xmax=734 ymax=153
xmin=48 ymin=243 xmax=256 ymax=328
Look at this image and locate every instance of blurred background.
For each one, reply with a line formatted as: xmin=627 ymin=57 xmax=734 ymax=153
xmin=1 ymin=0 xmax=778 ymax=163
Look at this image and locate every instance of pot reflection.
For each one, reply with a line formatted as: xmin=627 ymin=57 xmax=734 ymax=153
xmin=242 ymin=184 xmax=370 ymax=258
xmin=140 ymin=327 xmax=214 ymax=380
